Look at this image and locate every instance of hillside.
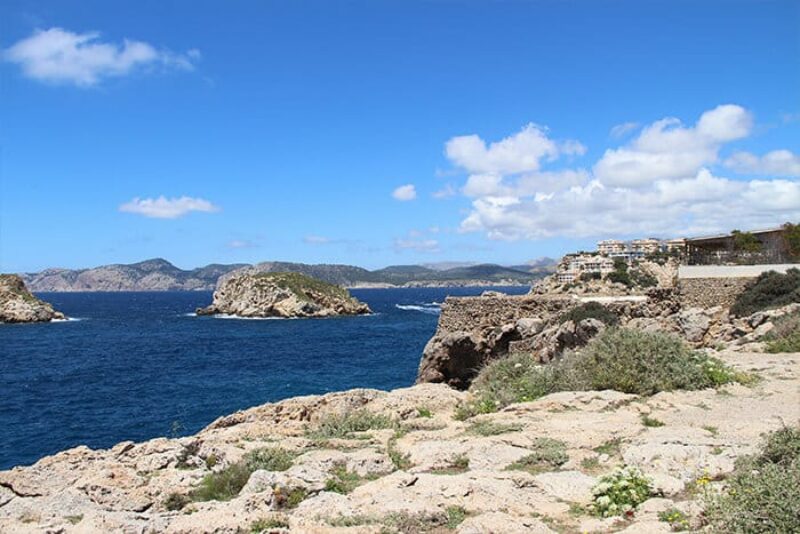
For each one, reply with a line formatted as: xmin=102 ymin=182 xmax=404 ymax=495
xmin=22 ymin=259 xmax=553 ymax=292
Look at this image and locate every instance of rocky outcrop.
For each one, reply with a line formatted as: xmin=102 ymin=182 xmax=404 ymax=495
xmin=0 ymin=274 xmax=65 ymax=323
xmin=0 ymin=350 xmax=797 ymax=533
xmin=196 ymin=272 xmax=371 ymax=318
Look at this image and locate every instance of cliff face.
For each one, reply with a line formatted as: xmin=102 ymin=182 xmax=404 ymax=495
xmin=196 ymin=272 xmax=371 ymax=318
xmin=0 ymin=274 xmax=65 ymax=323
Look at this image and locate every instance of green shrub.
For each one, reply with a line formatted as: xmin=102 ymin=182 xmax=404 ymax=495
xmin=560 ymin=328 xmax=745 ymax=395
xmin=704 ymin=426 xmax=800 ymax=533
xmin=191 ymin=462 xmax=253 ymax=502
xmin=559 ymin=302 xmax=620 ymax=326
xmin=306 ymin=410 xmax=395 ymax=440
xmin=505 ymin=438 xmax=568 ymax=473
xmin=765 ymin=312 xmax=800 ymax=353
xmin=251 ymin=516 xmax=290 ymax=532
xmin=658 ymin=508 xmax=690 ymax=531
xmin=324 ymin=464 xmax=364 ymax=494
xmin=784 ymin=222 xmax=800 ymax=259
xmin=244 ymin=447 xmax=295 ymax=472
xmin=416 ymin=406 xmax=432 ymax=418
xmin=631 ymin=269 xmax=658 ymax=288
xmin=467 ymin=420 xmax=523 ymax=436
xmin=732 ymin=230 xmax=763 ymax=252
xmin=589 ymin=466 xmax=654 ymax=517
xmin=445 ymin=506 xmax=468 ymax=528
xmin=641 ymin=415 xmax=665 ymax=427
xmin=580 ymin=271 xmax=602 ymax=282
xmin=730 ymin=268 xmax=800 ymax=316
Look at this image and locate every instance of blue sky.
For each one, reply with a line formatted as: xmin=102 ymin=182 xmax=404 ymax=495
xmin=1 ymin=0 xmax=798 ymax=272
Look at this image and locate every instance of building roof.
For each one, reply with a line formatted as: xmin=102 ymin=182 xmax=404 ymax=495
xmin=685 ymin=226 xmax=785 ymax=244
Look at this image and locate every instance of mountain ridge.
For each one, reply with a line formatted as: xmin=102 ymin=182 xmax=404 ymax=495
xmin=20 ymin=258 xmax=555 ymax=292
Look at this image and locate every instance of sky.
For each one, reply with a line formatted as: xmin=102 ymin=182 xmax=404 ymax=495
xmin=0 ymin=0 xmax=798 ymax=272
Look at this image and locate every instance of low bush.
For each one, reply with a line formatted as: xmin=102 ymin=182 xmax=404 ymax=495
xmin=559 ymin=302 xmax=619 ymax=326
xmin=191 ymin=447 xmax=295 ymax=502
xmin=250 ymin=516 xmax=290 ymax=532
xmin=589 ymin=466 xmax=654 ymax=517
xmin=324 ymin=464 xmax=365 ymax=494
xmin=306 ymin=410 xmax=395 ymax=440
xmin=505 ymin=437 xmax=568 ymax=474
xmin=163 ymin=492 xmax=191 ymax=511
xmin=765 ymin=312 xmax=800 ymax=353
xmin=730 ymin=268 xmax=800 ymax=317
xmin=561 ymin=328 xmax=746 ymax=395
xmin=704 ymin=426 xmax=800 ymax=533
xmin=466 ymin=420 xmax=522 ymax=436
xmin=455 ymin=329 xmax=748 ymax=418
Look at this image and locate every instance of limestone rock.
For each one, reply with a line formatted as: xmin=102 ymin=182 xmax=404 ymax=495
xmin=0 ymin=274 xmax=65 ymax=323
xmin=196 ymin=271 xmax=370 ymax=318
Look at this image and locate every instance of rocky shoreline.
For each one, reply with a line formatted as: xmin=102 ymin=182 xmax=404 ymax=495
xmin=0 ymin=348 xmax=796 ymax=533
xmin=0 ymin=274 xmax=65 ymax=324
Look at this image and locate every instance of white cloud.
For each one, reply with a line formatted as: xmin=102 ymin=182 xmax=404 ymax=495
xmin=392 ymin=184 xmax=417 ymax=201
xmin=227 ymin=239 xmax=255 ymax=249
xmin=432 ymin=183 xmax=457 ymax=199
xmin=445 ymin=123 xmax=584 ymax=175
xmin=394 ymin=238 xmax=440 ymax=253
xmin=593 ymin=104 xmax=753 ymax=187
xmin=610 ymin=122 xmax=639 ymax=138
xmin=303 ymin=235 xmax=331 ymax=244
xmin=445 ymin=105 xmax=800 ymax=241
xmin=3 ymin=27 xmax=198 ymax=87
xmin=724 ymin=150 xmax=800 ymax=177
xmin=119 ymin=196 xmax=219 ymax=219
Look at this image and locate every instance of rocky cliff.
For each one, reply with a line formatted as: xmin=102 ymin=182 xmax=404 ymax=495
xmin=0 ymin=274 xmax=65 ymax=323
xmin=0 ymin=349 xmax=796 ymax=533
xmin=196 ymin=272 xmax=371 ymax=318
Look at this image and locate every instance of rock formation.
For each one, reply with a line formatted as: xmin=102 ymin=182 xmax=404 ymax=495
xmin=0 ymin=349 xmax=797 ymax=533
xmin=196 ymin=272 xmax=371 ymax=318
xmin=0 ymin=274 xmax=65 ymax=323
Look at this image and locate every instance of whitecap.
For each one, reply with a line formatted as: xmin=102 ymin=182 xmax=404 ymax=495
xmin=395 ymin=304 xmax=441 ymax=315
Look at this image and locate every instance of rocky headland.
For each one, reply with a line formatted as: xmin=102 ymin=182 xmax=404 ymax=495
xmin=0 ymin=274 xmax=65 ymax=323
xmin=196 ymin=272 xmax=371 ymax=319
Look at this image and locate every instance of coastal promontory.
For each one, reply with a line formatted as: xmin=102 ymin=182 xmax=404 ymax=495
xmin=196 ymin=271 xmax=371 ymax=318
xmin=0 ymin=274 xmax=65 ymax=323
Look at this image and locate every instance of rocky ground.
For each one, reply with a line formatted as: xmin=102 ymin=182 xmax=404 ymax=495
xmin=196 ymin=272 xmax=371 ymax=319
xmin=1 ymin=348 xmax=797 ymax=533
xmin=0 ymin=274 xmax=65 ymax=323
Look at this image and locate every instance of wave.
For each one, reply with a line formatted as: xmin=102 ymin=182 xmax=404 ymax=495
xmin=51 ymin=317 xmax=83 ymax=323
xmin=213 ymin=314 xmax=289 ymax=321
xmin=395 ymin=304 xmax=441 ymax=315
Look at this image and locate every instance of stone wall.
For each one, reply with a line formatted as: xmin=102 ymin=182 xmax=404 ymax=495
xmin=436 ymin=294 xmax=576 ymax=334
xmin=677 ymin=278 xmax=752 ymax=309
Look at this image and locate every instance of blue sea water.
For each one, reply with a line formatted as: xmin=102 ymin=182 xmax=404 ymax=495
xmin=0 ymin=287 xmax=528 ymax=470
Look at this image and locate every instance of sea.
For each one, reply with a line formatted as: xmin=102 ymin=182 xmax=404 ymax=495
xmin=0 ymin=286 xmax=528 ymax=470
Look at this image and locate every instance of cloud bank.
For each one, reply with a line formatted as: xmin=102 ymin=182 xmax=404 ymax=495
xmin=447 ymin=104 xmax=800 ymax=240
xmin=119 ymin=196 xmax=219 ymax=219
xmin=4 ymin=28 xmax=199 ymax=86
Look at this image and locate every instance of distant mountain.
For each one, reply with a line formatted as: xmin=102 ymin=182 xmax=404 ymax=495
xmin=22 ymin=258 xmax=548 ymax=292
xmin=23 ymin=259 xmax=247 ymax=292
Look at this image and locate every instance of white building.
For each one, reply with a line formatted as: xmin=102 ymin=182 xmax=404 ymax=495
xmin=631 ymin=238 xmax=661 ymax=254
xmin=598 ymin=239 xmax=626 ymax=255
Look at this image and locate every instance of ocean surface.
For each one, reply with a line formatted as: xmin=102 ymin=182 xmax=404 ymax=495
xmin=0 ymin=287 xmax=528 ymax=470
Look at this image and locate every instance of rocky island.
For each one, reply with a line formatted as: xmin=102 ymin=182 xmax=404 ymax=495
xmin=0 ymin=274 xmax=65 ymax=323
xmin=196 ymin=272 xmax=371 ymax=319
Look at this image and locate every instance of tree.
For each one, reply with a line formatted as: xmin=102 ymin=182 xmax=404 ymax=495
xmin=732 ymin=230 xmax=762 ymax=253
xmin=783 ymin=222 xmax=800 ymax=260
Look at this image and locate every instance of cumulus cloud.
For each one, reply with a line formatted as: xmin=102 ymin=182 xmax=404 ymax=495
xmin=392 ymin=184 xmax=417 ymax=201
xmin=3 ymin=27 xmax=198 ymax=86
xmin=119 ymin=196 xmax=219 ymax=219
xmin=432 ymin=183 xmax=457 ymax=199
xmin=593 ymin=104 xmax=753 ymax=187
xmin=724 ymin=150 xmax=800 ymax=177
xmin=445 ymin=105 xmax=800 ymax=240
xmin=445 ymin=123 xmax=584 ymax=175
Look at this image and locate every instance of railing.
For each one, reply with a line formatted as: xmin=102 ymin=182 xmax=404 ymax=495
xmin=685 ymin=247 xmax=795 ymax=266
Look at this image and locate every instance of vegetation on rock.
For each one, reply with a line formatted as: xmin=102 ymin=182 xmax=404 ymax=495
xmin=505 ymin=437 xmax=568 ymax=474
xmin=704 ymin=425 xmax=800 ymax=533
xmin=191 ymin=447 xmax=295 ymax=502
xmin=589 ymin=466 xmax=654 ymax=517
xmin=558 ymin=301 xmax=619 ymax=326
xmin=765 ymin=312 xmax=800 ymax=353
xmin=456 ymin=328 xmax=749 ymax=418
xmin=731 ymin=268 xmax=800 ymax=316
xmin=305 ymin=410 xmax=395 ymax=440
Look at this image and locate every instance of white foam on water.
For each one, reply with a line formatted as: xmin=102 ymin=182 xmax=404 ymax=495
xmin=394 ymin=304 xmax=441 ymax=315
